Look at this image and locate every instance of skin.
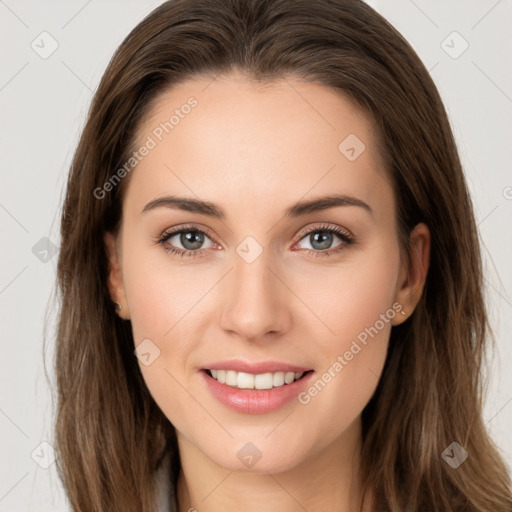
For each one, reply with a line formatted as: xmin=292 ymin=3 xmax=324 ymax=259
xmin=105 ymin=71 xmax=430 ymax=512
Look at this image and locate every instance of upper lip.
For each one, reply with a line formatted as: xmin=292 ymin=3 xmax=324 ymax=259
xmin=201 ymin=359 xmax=312 ymax=374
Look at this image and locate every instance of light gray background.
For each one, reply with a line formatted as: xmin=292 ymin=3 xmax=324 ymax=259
xmin=1 ymin=0 xmax=511 ymax=510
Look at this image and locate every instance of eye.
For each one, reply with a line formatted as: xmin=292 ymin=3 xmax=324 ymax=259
xmin=156 ymin=224 xmax=217 ymax=259
xmin=156 ymin=223 xmax=355 ymax=259
xmin=293 ymin=224 xmax=354 ymax=257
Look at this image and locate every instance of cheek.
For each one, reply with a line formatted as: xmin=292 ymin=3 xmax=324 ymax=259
xmin=294 ymin=237 xmax=400 ymax=350
xmin=292 ymin=241 xmax=400 ymax=425
xmin=121 ymin=236 xmax=207 ymax=345
xmin=120 ymin=240 xmax=216 ymax=414
xmin=121 ymin=243 xmax=207 ymax=431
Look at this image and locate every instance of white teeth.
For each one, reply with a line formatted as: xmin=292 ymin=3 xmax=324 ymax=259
xmin=273 ymin=372 xmax=285 ymax=386
xmin=254 ymin=373 xmax=273 ymax=390
xmin=208 ymin=369 xmax=307 ymax=389
xmin=237 ymin=372 xmax=255 ymax=389
xmin=284 ymin=372 xmax=295 ymax=384
xmin=226 ymin=370 xmax=237 ymax=386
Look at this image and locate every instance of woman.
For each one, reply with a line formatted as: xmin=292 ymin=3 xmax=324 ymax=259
xmin=54 ymin=0 xmax=512 ymax=510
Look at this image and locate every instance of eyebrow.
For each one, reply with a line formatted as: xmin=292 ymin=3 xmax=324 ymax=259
xmin=141 ymin=193 xmax=373 ymax=219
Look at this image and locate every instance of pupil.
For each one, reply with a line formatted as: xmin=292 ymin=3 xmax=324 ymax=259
xmin=311 ymin=231 xmax=332 ymax=250
xmin=181 ymin=231 xmax=203 ymax=250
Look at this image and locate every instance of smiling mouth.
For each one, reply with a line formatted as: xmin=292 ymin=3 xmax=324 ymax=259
xmin=203 ymin=369 xmax=314 ymax=390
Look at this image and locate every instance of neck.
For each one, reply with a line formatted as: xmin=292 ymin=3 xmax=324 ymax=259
xmin=175 ymin=417 xmax=371 ymax=512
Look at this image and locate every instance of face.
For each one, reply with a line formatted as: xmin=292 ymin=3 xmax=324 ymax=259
xmin=105 ymin=71 xmax=425 ymax=474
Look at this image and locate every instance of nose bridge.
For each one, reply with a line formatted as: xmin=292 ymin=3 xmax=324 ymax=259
xmin=219 ymin=244 xmax=290 ymax=340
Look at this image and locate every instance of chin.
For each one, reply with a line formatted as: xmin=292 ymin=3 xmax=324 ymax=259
xmin=199 ymin=435 xmax=312 ymax=474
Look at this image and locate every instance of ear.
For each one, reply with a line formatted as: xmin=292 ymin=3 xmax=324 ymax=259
xmin=104 ymin=231 xmax=130 ymax=320
xmin=392 ymin=222 xmax=430 ymax=325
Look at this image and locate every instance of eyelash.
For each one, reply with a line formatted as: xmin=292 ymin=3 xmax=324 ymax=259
xmin=155 ymin=223 xmax=355 ymax=259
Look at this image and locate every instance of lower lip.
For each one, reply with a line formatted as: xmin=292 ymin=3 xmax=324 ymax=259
xmin=200 ymin=370 xmax=315 ymax=414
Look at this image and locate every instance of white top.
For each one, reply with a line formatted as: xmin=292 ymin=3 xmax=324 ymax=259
xmin=155 ymin=451 xmax=174 ymax=512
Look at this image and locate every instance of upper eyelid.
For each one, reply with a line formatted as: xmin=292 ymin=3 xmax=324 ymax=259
xmin=295 ymin=224 xmax=352 ymax=240
xmin=160 ymin=224 xmax=215 ymax=241
xmin=160 ymin=223 xmax=351 ymax=246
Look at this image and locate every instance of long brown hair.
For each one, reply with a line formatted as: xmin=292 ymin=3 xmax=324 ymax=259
xmin=52 ymin=0 xmax=512 ymax=510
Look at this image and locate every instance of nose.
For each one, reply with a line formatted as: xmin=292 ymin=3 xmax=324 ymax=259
xmin=219 ymin=251 xmax=292 ymax=342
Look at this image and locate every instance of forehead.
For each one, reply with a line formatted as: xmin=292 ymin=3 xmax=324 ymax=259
xmin=125 ymin=72 xmax=393 ymax=222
